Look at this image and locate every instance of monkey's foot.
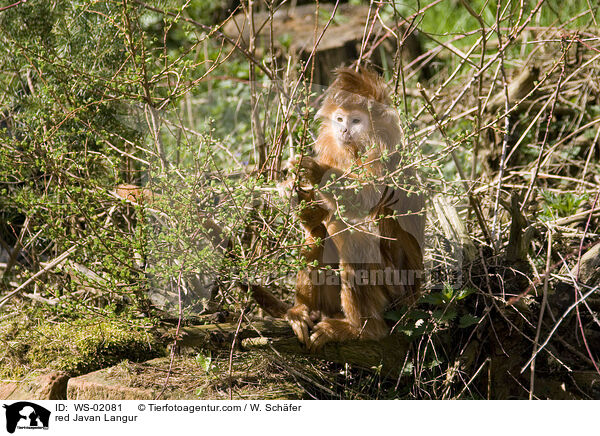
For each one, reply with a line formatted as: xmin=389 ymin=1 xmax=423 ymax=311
xmin=308 ymin=326 xmax=333 ymax=352
xmin=308 ymin=318 xmax=357 ymax=352
xmin=286 ymin=305 xmax=314 ymax=347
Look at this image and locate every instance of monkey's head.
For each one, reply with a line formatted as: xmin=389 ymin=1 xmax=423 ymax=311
xmin=317 ymin=68 xmax=401 ymax=152
xmin=328 ymin=105 xmax=370 ymax=146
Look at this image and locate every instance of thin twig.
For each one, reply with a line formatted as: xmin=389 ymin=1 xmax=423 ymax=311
xmin=529 ymin=230 xmax=552 ymax=400
xmin=417 ymin=83 xmax=493 ymax=245
xmin=0 ymin=245 xmax=78 ymax=309
xmin=522 ymin=37 xmax=573 ymax=207
xmin=521 ymin=284 xmax=600 ymax=373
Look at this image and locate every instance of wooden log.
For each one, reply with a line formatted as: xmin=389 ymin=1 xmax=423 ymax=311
xmin=505 ymin=193 xmax=533 ymax=263
xmin=485 ymin=65 xmax=540 ymax=112
xmin=433 ymin=195 xmax=477 ymax=262
xmin=223 ymin=3 xmax=429 ymax=84
xmin=242 ymin=334 xmax=410 ymax=379
xmin=163 ymin=319 xmax=292 ymax=348
xmin=163 ymin=319 xmax=410 ymax=379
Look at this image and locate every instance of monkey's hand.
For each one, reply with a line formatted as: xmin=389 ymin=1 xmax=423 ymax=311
xmin=287 ymin=155 xmax=327 ymax=187
xmin=370 ymin=186 xmax=399 ymax=219
xmin=286 ymin=304 xmax=314 ymax=346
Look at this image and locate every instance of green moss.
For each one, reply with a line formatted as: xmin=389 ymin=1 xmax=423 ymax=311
xmin=0 ymin=316 xmax=165 ymax=379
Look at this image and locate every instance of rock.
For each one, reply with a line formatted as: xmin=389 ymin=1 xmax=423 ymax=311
xmin=66 ymin=354 xmax=304 ymax=400
xmin=66 ymin=359 xmax=192 ymax=400
xmin=574 ymin=243 xmax=600 ymax=286
xmin=0 ymin=371 xmax=68 ymax=400
xmin=67 ymin=368 xmax=158 ymax=400
xmin=67 ymin=358 xmax=210 ymax=400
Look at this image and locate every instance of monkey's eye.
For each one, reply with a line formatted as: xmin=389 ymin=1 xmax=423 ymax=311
xmin=352 ymin=118 xmax=361 ymax=124
xmin=336 ymin=116 xmax=343 ymax=123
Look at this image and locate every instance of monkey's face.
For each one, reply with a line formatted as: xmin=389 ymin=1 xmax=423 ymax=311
xmin=330 ymin=108 xmax=369 ymax=147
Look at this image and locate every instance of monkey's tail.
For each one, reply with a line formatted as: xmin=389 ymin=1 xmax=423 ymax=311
xmin=238 ymin=282 xmax=290 ymax=318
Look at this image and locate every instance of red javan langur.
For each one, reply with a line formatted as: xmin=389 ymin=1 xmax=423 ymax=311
xmin=285 ymin=67 xmax=424 ymax=350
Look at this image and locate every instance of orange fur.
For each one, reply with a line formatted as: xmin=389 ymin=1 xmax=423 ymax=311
xmin=115 ymin=184 xmax=155 ymax=204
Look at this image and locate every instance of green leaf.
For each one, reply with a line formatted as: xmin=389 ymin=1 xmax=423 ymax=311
xmin=384 ymin=310 xmax=404 ymax=322
xmin=406 ymin=309 xmax=430 ymax=320
xmin=401 ymin=362 xmax=414 ymax=375
xmin=459 ymin=314 xmax=480 ymax=328
xmin=426 ymin=359 xmax=442 ymax=370
xmin=195 ymin=352 xmax=213 ymax=373
xmin=433 ymin=308 xmax=458 ymax=323
xmin=456 ymin=288 xmax=475 ymax=300
xmin=442 ymin=284 xmax=454 ymax=302
xmin=420 ymin=293 xmax=445 ymax=305
xmin=397 ymin=327 xmax=414 ymax=337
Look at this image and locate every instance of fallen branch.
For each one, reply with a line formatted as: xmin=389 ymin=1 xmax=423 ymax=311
xmin=162 ymin=319 xmax=410 ymax=379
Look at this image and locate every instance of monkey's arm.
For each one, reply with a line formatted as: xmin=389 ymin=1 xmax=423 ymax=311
xmin=289 ymin=155 xmax=346 ymax=187
xmin=292 ymin=156 xmax=383 ymax=221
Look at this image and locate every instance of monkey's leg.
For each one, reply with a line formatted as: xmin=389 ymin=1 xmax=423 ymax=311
xmin=287 ymin=283 xmax=315 ymax=346
xmin=287 ymin=181 xmax=342 ymax=345
xmin=287 ymin=223 xmax=341 ymax=346
xmin=308 ymin=220 xmax=390 ymax=350
xmin=308 ymin=276 xmax=389 ymax=350
xmin=377 ymin=211 xmax=424 ymax=303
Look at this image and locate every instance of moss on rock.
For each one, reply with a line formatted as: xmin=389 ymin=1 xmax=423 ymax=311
xmin=0 ymin=316 xmax=165 ymax=378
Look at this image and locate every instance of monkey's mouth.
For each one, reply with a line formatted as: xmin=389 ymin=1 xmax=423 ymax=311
xmin=340 ymin=132 xmax=353 ymax=144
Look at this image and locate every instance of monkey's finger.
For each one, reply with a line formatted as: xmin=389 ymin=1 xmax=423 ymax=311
xmin=285 ymin=156 xmax=300 ymax=169
xmin=290 ymin=320 xmax=310 ymax=347
xmin=302 ymin=315 xmax=316 ymax=344
xmin=308 ymin=329 xmax=329 ymax=353
xmin=301 ymin=316 xmax=316 ymax=346
xmin=301 ymin=323 xmax=310 ymax=347
xmin=308 ymin=337 xmax=322 ymax=353
xmin=383 ymin=187 xmax=400 ymax=207
xmin=289 ymin=321 xmax=303 ymax=342
xmin=286 ymin=155 xmax=312 ymax=173
xmin=382 ymin=186 xmax=391 ymax=202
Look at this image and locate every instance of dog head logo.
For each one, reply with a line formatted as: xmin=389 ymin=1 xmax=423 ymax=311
xmin=3 ymin=402 xmax=50 ymax=433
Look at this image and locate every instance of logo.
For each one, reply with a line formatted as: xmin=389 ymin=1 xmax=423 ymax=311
xmin=3 ymin=402 xmax=50 ymax=434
